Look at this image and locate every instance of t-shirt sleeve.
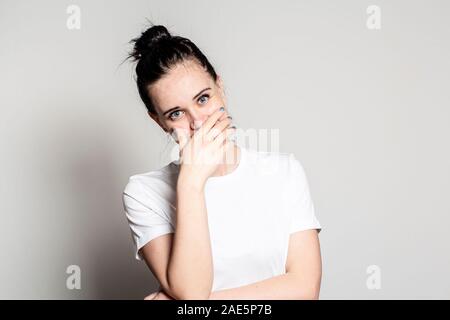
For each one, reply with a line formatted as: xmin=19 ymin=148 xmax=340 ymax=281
xmin=285 ymin=153 xmax=322 ymax=234
xmin=122 ymin=179 xmax=174 ymax=260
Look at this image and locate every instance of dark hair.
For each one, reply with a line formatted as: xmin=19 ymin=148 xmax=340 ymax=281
xmin=126 ymin=23 xmax=218 ymax=115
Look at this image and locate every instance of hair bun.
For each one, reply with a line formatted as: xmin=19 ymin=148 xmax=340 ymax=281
xmin=129 ymin=25 xmax=172 ymax=60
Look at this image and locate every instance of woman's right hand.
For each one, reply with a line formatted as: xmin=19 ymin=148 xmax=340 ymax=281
xmin=173 ymin=107 xmax=235 ymax=189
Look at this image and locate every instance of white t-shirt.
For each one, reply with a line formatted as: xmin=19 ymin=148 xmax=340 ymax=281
xmin=122 ymin=144 xmax=322 ymax=291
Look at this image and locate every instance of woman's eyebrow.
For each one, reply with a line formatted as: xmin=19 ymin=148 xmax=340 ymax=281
xmin=163 ymin=87 xmax=211 ymax=116
xmin=192 ymin=87 xmax=211 ymax=100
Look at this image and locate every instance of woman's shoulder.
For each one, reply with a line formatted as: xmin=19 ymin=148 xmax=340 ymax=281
xmin=123 ymin=161 xmax=179 ymax=201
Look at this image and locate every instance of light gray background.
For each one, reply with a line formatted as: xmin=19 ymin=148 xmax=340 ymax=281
xmin=1 ymin=0 xmax=449 ymax=299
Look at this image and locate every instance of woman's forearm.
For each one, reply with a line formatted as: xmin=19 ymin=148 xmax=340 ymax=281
xmin=208 ymin=273 xmax=320 ymax=300
xmin=166 ymin=172 xmax=213 ymax=300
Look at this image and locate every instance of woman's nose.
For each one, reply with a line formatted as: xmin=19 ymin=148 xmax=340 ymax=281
xmin=190 ymin=119 xmax=204 ymax=131
xmin=189 ymin=111 xmax=208 ymax=131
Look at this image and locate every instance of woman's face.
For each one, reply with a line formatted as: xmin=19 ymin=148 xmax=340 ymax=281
xmin=147 ymin=59 xmax=227 ymax=141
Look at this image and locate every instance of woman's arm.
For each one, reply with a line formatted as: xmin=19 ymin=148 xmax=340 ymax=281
xmin=209 ymin=229 xmax=322 ymax=300
xmin=209 ymin=273 xmax=315 ymax=300
xmin=140 ymin=175 xmax=213 ymax=301
xmin=165 ymin=174 xmax=214 ymax=300
xmin=140 ymin=109 xmax=233 ymax=300
xmin=149 ymin=229 xmax=321 ymax=300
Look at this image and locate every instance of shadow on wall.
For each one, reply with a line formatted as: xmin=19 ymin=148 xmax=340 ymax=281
xmin=51 ymin=98 xmax=160 ymax=299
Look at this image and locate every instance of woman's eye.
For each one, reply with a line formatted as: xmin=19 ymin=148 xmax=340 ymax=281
xmin=168 ymin=94 xmax=209 ymax=121
xmin=198 ymin=94 xmax=209 ymax=105
xmin=169 ymin=110 xmax=184 ymax=121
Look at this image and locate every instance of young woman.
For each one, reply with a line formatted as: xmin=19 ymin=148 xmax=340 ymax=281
xmin=122 ymin=24 xmax=323 ymax=300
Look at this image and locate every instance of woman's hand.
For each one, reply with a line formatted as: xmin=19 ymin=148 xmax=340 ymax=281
xmin=174 ymin=107 xmax=235 ymax=189
xmin=144 ymin=290 xmax=174 ymax=300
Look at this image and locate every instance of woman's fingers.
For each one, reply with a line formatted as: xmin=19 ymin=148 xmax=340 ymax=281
xmin=156 ymin=291 xmax=173 ymax=300
xmin=173 ymin=128 xmax=190 ymax=151
xmin=144 ymin=291 xmax=159 ymax=300
xmin=211 ymin=127 xmax=236 ymax=151
xmin=205 ymin=117 xmax=232 ymax=141
xmin=195 ymin=107 xmax=226 ymax=138
xmin=173 ymin=106 xmax=236 ymax=178
xmin=173 ymin=107 xmax=228 ymax=148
